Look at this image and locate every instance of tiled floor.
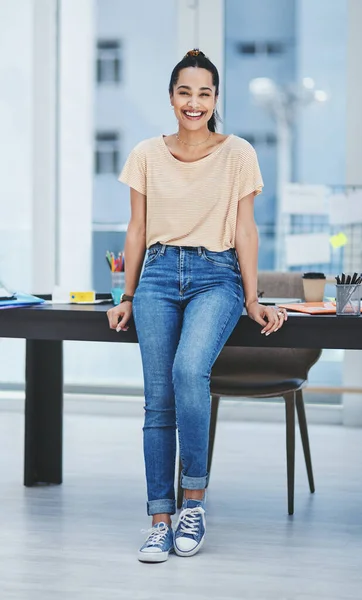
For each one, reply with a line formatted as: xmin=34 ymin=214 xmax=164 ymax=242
xmin=0 ymin=410 xmax=361 ymax=599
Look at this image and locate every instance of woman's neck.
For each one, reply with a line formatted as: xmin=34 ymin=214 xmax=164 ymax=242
xmin=176 ymin=126 xmax=211 ymax=146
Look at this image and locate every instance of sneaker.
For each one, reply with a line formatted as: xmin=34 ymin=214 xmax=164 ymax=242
xmin=138 ymin=522 xmax=174 ymax=563
xmin=174 ymin=499 xmax=206 ymax=557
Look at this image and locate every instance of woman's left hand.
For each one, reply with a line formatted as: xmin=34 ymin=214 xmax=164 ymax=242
xmin=246 ymin=300 xmax=288 ymax=335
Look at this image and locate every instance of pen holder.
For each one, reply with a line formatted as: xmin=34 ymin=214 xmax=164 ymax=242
xmin=336 ymin=284 xmax=361 ymax=316
xmin=111 ymin=272 xmax=125 ymax=305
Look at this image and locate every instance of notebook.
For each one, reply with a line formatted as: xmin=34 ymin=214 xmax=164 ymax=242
xmin=0 ymin=292 xmax=45 ymax=310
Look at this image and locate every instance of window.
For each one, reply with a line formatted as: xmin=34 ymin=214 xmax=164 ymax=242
xmin=238 ymin=42 xmax=256 ymax=55
xmin=265 ymin=41 xmax=284 ymax=55
xmin=96 ymin=40 xmax=122 ymax=83
xmin=95 ymin=131 xmax=120 ymax=175
xmin=239 ymin=133 xmax=277 ymax=146
xmin=236 ymin=40 xmax=286 ymax=56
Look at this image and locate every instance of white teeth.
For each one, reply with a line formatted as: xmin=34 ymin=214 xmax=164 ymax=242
xmin=185 ymin=111 xmax=202 ymax=117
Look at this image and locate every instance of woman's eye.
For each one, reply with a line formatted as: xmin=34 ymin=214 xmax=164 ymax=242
xmin=201 ymin=93 xmax=210 ymax=97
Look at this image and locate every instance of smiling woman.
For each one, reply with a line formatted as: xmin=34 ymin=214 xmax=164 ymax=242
xmin=162 ymin=51 xmax=228 ymax=161
xmin=108 ymin=47 xmax=286 ymax=563
xmin=169 ymin=50 xmax=220 ymax=145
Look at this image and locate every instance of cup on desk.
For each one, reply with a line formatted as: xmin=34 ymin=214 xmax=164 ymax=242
xmin=111 ymin=272 xmax=125 ymax=305
xmin=302 ymin=272 xmax=326 ymax=302
xmin=336 ymin=284 xmax=361 ymax=316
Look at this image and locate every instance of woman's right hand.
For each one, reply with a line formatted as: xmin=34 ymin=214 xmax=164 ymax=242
xmin=107 ymin=301 xmax=133 ymax=332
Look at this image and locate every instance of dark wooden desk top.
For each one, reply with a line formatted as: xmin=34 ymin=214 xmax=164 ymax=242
xmin=0 ymin=301 xmax=360 ymax=349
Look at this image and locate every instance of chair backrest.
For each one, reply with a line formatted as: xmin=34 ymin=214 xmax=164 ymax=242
xmin=258 ymin=271 xmax=305 ymax=300
xmin=212 ymin=271 xmax=321 ymax=382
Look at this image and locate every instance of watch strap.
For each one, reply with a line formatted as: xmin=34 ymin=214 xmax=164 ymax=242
xmin=120 ymin=293 xmax=134 ymax=303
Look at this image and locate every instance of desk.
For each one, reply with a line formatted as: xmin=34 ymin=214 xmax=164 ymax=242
xmin=0 ymin=302 xmax=361 ymax=486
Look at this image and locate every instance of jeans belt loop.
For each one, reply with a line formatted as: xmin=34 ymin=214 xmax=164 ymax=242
xmin=197 ymin=246 xmax=203 ymax=256
xmin=160 ymin=244 xmax=167 ymax=255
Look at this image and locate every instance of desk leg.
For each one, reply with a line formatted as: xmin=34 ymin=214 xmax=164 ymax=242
xmin=24 ymin=339 xmax=63 ymax=486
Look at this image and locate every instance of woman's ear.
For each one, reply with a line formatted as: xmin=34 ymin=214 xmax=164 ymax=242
xmin=169 ymin=93 xmax=174 ymax=107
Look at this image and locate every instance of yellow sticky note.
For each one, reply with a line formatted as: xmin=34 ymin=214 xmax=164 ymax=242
xmin=69 ymin=291 xmax=95 ymax=303
xmin=330 ymin=232 xmax=348 ymax=249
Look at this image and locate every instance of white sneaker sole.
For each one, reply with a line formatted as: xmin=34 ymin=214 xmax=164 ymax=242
xmin=138 ymin=548 xmax=173 ymax=563
xmin=174 ymin=534 xmax=205 ymax=557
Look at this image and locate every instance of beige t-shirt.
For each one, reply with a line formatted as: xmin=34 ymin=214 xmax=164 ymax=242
xmin=118 ymin=134 xmax=263 ymax=251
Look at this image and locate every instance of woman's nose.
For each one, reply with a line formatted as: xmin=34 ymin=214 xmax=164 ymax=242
xmin=187 ymin=98 xmax=200 ymax=108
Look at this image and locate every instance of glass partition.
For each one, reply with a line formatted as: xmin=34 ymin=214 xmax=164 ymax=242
xmin=223 ymin=0 xmax=350 ymax=405
xmin=92 ymin=0 xmax=178 ymax=292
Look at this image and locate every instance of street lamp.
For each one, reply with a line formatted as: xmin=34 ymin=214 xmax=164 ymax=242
xmin=249 ymin=77 xmax=328 ymax=270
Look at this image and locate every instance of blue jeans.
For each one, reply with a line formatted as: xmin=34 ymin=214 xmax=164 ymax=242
xmin=132 ymin=243 xmax=244 ymax=516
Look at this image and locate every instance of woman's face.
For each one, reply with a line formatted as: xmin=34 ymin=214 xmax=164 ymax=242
xmin=170 ymin=67 xmax=217 ymax=130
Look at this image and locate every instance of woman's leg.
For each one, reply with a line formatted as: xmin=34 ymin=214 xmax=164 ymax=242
xmin=173 ymin=283 xmax=244 ymax=496
xmin=172 ymin=273 xmax=244 ymax=557
xmin=133 ymin=283 xmax=182 ymax=521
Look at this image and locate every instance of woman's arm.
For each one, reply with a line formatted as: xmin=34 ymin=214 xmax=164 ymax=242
xmin=234 ymin=192 xmax=259 ymax=309
xmin=123 ymin=188 xmax=147 ymax=296
xmin=107 ymin=187 xmax=147 ymax=332
xmin=235 ymin=192 xmax=286 ymax=335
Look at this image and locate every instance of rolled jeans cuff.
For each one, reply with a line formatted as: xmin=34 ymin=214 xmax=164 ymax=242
xmin=147 ymin=499 xmax=176 ymax=516
xmin=181 ymin=472 xmax=209 ymax=490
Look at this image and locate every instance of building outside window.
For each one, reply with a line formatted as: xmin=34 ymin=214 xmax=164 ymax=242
xmin=95 ymin=131 xmax=120 ymax=175
xmin=236 ymin=40 xmax=287 ymax=55
xmin=96 ymin=39 xmax=122 ymax=83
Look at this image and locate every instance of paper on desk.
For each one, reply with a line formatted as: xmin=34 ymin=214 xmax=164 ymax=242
xmin=329 ymin=190 xmax=362 ymax=225
xmin=281 ymin=183 xmax=328 ymax=215
xmin=51 ymin=286 xmax=71 ymax=304
xmin=285 ymin=233 xmax=331 ymax=266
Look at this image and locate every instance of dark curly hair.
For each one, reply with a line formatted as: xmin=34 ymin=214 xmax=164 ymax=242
xmin=168 ymin=49 xmax=220 ymax=132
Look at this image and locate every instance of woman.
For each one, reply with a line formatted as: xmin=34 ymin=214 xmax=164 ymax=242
xmin=107 ymin=49 xmax=288 ymax=562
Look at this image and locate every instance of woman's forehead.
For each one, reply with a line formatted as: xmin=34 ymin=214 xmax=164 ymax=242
xmin=176 ymin=67 xmax=215 ymax=89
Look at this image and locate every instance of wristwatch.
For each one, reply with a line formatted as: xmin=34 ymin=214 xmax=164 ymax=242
xmin=120 ymin=293 xmax=134 ymax=303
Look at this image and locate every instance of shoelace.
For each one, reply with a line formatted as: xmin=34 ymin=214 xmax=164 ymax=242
xmin=178 ymin=507 xmax=203 ymax=536
xmin=142 ymin=524 xmax=169 ymax=547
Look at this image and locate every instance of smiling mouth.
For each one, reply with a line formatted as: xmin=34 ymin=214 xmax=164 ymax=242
xmin=182 ymin=110 xmax=206 ymax=120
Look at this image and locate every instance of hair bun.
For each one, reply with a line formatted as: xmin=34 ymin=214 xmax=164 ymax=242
xmin=184 ymin=48 xmax=205 ymax=58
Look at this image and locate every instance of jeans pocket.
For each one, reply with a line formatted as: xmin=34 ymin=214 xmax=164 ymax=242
xmin=201 ymin=248 xmax=237 ymax=271
xmin=144 ymin=246 xmax=161 ymax=266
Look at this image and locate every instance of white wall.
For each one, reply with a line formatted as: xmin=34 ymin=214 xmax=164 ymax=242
xmin=343 ymin=0 xmax=362 ymax=425
xmin=0 ymin=0 xmax=97 ymax=386
xmin=0 ymin=0 xmax=34 ymax=292
xmin=57 ymin=0 xmax=95 ymax=289
xmin=0 ymin=0 xmax=34 ymax=384
xmin=32 ymin=0 xmax=57 ymax=294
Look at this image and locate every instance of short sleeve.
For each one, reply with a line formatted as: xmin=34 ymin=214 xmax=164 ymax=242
xmin=118 ymin=144 xmax=146 ymax=195
xmin=238 ymin=144 xmax=264 ymax=200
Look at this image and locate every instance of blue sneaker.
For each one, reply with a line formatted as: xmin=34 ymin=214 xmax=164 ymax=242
xmin=138 ymin=522 xmax=174 ymax=563
xmin=174 ymin=499 xmax=206 ymax=557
